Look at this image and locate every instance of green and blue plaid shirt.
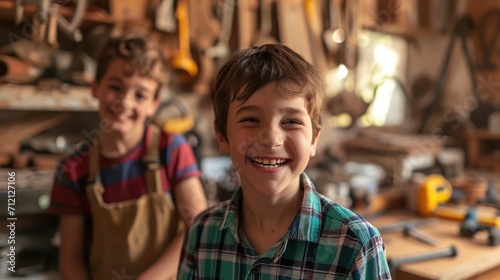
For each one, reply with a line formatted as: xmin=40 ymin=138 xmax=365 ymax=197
xmin=178 ymin=173 xmax=391 ymax=279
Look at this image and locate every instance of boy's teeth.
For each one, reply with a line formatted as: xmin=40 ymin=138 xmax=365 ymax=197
xmin=252 ymin=158 xmax=287 ymax=167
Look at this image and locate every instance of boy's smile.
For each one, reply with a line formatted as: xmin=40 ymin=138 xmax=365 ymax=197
xmin=250 ymin=158 xmax=288 ymax=169
xmin=216 ymin=82 xmax=320 ymax=198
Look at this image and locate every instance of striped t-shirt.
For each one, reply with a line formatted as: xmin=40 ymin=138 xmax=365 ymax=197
xmin=47 ymin=124 xmax=201 ymax=226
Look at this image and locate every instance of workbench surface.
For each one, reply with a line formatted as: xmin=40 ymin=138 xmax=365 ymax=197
xmin=369 ymin=210 xmax=500 ymax=280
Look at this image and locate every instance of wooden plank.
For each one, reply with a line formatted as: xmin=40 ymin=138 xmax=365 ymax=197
xmin=343 ymin=137 xmax=442 ymax=156
xmin=369 ymin=211 xmax=500 ymax=280
xmin=0 ymin=84 xmax=97 ymax=111
xmin=0 ymin=113 xmax=69 ymax=153
xmin=466 ymin=129 xmax=500 ymax=140
xmin=277 ymin=0 xmax=313 ymax=64
xmin=470 ymin=266 xmax=500 ymax=280
xmin=468 ymin=0 xmax=500 ymax=105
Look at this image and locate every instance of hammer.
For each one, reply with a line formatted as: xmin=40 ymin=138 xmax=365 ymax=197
xmin=388 ymin=246 xmax=458 ymax=270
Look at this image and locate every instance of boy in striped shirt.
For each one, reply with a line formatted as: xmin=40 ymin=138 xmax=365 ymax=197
xmin=48 ymin=32 xmax=207 ymax=280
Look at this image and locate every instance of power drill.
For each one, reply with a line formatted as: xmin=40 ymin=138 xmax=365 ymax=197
xmin=460 ymin=207 xmax=500 ymax=246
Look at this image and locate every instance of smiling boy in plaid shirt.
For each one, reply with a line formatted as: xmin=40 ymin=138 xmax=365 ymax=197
xmin=178 ymin=44 xmax=391 ymax=280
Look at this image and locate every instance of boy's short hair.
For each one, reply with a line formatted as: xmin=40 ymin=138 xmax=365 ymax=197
xmin=212 ymin=44 xmax=324 ymax=141
xmin=95 ymin=32 xmax=168 ymax=98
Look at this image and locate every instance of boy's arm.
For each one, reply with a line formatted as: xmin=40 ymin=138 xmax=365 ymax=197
xmin=177 ymin=224 xmax=199 ymax=280
xmin=137 ymin=176 xmax=207 ymax=280
xmin=59 ymin=215 xmax=89 ymax=280
xmin=351 ymin=235 xmax=392 ymax=280
xmin=173 ymin=177 xmax=208 ymax=225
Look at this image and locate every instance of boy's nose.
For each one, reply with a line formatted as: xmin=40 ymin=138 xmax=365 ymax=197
xmin=117 ymin=92 xmax=134 ymax=109
xmin=257 ymin=127 xmax=284 ymax=149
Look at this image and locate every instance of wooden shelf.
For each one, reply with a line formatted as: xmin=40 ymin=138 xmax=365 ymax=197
xmin=0 ymin=1 xmax=116 ymax=25
xmin=0 ymin=84 xmax=97 ymax=111
xmin=467 ymin=129 xmax=500 ymax=140
xmin=466 ymin=129 xmax=500 ymax=172
xmin=474 ymin=156 xmax=500 ymax=172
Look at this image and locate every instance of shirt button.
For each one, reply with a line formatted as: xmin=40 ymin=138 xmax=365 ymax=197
xmin=251 ymin=267 xmax=259 ymax=274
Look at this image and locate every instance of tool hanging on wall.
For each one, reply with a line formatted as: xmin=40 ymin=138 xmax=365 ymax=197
xmin=324 ymin=0 xmax=372 ymax=128
xmin=15 ymin=0 xmax=87 ymax=42
xmin=476 ymin=9 xmax=500 ymax=72
xmin=277 ymin=0 xmax=313 ymax=64
xmin=323 ymin=0 xmax=345 ymax=61
xmin=205 ymin=0 xmax=236 ymax=68
xmin=170 ymin=0 xmax=199 ymax=78
xmin=155 ymin=0 xmax=177 ymax=33
xmin=304 ymin=0 xmax=328 ymax=79
xmin=418 ymin=15 xmax=495 ymax=134
xmin=237 ymin=0 xmax=253 ymax=50
xmin=189 ymin=0 xmax=220 ymax=95
xmin=252 ymin=0 xmax=278 ymax=46
xmin=2 ymin=0 xmax=88 ymax=74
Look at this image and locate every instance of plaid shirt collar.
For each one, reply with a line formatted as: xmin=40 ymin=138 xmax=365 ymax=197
xmin=219 ymin=173 xmax=322 ymax=245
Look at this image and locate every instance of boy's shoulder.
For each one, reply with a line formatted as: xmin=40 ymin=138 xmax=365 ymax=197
xmin=318 ymin=194 xmax=381 ymax=243
xmin=58 ymin=140 xmax=93 ymax=169
xmin=191 ymin=200 xmax=232 ymax=225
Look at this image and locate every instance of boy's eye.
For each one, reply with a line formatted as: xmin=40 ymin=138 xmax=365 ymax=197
xmin=135 ymin=91 xmax=147 ymax=101
xmin=240 ymin=118 xmax=258 ymax=122
xmin=109 ymin=85 xmax=122 ymax=92
xmin=239 ymin=117 xmax=259 ymax=124
xmin=282 ymin=119 xmax=302 ymax=125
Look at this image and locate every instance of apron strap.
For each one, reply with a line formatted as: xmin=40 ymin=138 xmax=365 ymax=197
xmin=143 ymin=124 xmax=163 ymax=194
xmin=88 ymin=138 xmax=100 ymax=184
xmin=86 ymin=137 xmax=105 ymax=206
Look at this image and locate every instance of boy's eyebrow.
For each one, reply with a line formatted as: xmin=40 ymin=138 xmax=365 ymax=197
xmin=279 ymin=107 xmax=308 ymax=115
xmin=107 ymin=76 xmax=124 ymax=83
xmin=235 ymin=105 xmax=307 ymax=115
xmin=235 ymin=105 xmax=259 ymax=115
xmin=107 ymin=76 xmax=150 ymax=92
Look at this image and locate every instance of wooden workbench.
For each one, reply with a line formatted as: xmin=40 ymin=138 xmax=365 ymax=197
xmin=369 ymin=211 xmax=500 ymax=280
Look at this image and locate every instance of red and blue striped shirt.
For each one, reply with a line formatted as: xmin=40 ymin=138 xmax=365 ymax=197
xmin=47 ymin=124 xmax=201 ymax=219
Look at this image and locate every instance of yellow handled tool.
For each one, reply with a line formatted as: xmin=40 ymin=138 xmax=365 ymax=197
xmin=435 ymin=206 xmax=500 ymax=227
xmin=417 ymin=174 xmax=500 ymax=227
xmin=418 ymin=174 xmax=453 ymax=217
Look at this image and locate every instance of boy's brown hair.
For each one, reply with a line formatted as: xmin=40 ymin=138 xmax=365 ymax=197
xmin=95 ymin=32 xmax=168 ymax=99
xmin=212 ymin=44 xmax=324 ymax=141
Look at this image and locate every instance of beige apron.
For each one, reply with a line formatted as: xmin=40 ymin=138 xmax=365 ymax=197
xmin=86 ymin=125 xmax=181 ymax=280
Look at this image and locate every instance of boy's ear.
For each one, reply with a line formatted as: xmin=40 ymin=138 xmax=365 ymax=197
xmin=214 ymin=123 xmax=229 ymax=155
xmin=149 ymin=98 xmax=161 ymax=116
xmin=91 ymin=81 xmax=99 ymax=98
xmin=310 ymin=129 xmax=321 ymax=158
